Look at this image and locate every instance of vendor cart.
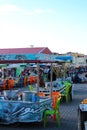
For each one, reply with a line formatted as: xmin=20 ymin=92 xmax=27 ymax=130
xmin=0 ymin=90 xmax=52 ymax=124
xmin=0 ymin=52 xmax=55 ymax=124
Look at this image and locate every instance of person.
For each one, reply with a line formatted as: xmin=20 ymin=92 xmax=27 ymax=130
xmin=44 ymin=66 xmax=50 ymax=74
xmin=0 ymin=70 xmax=2 ymax=78
xmin=18 ymin=74 xmax=24 ymax=87
xmin=52 ymin=71 xmax=56 ymax=81
xmin=8 ymin=77 xmax=14 ymax=89
xmin=48 ymin=69 xmax=56 ymax=81
xmin=73 ymin=73 xmax=81 ymax=83
xmin=39 ymin=69 xmax=45 ymax=87
xmin=43 ymin=66 xmax=50 ymax=82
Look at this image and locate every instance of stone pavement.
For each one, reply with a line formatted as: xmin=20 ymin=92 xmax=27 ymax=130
xmin=57 ymin=84 xmax=87 ymax=130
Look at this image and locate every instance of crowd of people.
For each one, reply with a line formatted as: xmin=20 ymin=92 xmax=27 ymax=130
xmin=66 ymin=66 xmax=87 ymax=83
xmin=39 ymin=66 xmax=57 ymax=87
xmin=0 ymin=64 xmax=57 ymax=90
xmin=0 ymin=63 xmax=86 ymax=90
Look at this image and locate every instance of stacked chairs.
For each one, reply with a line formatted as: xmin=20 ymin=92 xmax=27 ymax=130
xmin=43 ymin=96 xmax=61 ymax=128
xmin=51 ymin=92 xmax=61 ymax=109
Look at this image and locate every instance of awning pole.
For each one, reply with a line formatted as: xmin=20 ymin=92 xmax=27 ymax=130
xmin=50 ymin=63 xmax=53 ymax=97
xmin=37 ymin=62 xmax=40 ymax=96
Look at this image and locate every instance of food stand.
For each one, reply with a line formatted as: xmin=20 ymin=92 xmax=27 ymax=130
xmin=0 ymin=90 xmax=52 ymax=124
xmin=0 ymin=52 xmax=55 ymax=124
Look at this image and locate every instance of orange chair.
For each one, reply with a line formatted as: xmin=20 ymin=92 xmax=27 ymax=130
xmin=50 ymin=92 xmax=61 ymax=108
xmin=48 ymin=92 xmax=61 ymax=109
xmin=52 ymin=91 xmax=61 ymax=97
xmin=51 ymin=92 xmax=61 ymax=120
xmin=52 ymin=95 xmax=59 ymax=109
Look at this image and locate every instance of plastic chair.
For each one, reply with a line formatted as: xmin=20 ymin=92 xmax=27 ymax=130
xmin=51 ymin=92 xmax=61 ymax=109
xmin=52 ymin=91 xmax=61 ymax=98
xmin=61 ymin=83 xmax=71 ymax=103
xmin=52 ymin=95 xmax=60 ymax=120
xmin=43 ymin=97 xmax=61 ymax=128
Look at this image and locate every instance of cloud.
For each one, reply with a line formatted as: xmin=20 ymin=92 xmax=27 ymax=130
xmin=46 ymin=9 xmax=54 ymax=13
xmin=24 ymin=9 xmax=45 ymax=15
xmin=0 ymin=4 xmax=55 ymax=16
xmin=34 ymin=9 xmax=44 ymax=14
xmin=34 ymin=8 xmax=55 ymax=14
xmin=24 ymin=8 xmax=55 ymax=15
xmin=0 ymin=4 xmax=22 ymax=15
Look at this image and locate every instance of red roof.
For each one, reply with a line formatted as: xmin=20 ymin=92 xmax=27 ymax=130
xmin=0 ymin=47 xmax=52 ymax=54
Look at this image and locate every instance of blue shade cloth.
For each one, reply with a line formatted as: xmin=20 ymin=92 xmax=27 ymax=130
xmin=55 ymin=55 xmax=72 ymax=62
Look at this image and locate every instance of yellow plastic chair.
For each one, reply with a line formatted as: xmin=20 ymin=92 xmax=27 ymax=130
xmin=43 ymin=97 xmax=61 ymax=128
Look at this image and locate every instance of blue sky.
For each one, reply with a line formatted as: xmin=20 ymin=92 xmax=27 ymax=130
xmin=0 ymin=0 xmax=87 ymax=54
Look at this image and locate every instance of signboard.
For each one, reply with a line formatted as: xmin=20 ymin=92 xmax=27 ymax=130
xmin=0 ymin=53 xmax=55 ymax=61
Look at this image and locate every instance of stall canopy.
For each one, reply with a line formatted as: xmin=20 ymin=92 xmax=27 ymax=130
xmin=55 ymin=55 xmax=72 ymax=62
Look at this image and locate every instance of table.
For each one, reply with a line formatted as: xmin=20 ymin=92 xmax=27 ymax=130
xmin=78 ymin=104 xmax=87 ymax=130
xmin=39 ymin=85 xmax=66 ymax=96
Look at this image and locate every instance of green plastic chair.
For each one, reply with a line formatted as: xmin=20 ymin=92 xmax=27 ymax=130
xmin=61 ymin=82 xmax=71 ymax=103
xmin=43 ymin=97 xmax=61 ymax=128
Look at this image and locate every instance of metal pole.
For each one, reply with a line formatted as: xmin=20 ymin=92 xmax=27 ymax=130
xmin=37 ymin=62 xmax=40 ymax=96
xmin=50 ymin=63 xmax=53 ymax=97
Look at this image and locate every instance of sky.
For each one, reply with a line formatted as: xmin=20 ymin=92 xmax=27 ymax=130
xmin=0 ymin=0 xmax=87 ymax=54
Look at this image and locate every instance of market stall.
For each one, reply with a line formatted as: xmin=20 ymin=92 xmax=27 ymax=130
xmin=0 ymin=48 xmax=73 ymax=125
xmin=0 ymin=50 xmax=55 ymax=124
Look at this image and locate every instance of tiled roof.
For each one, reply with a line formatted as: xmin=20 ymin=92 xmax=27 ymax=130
xmin=0 ymin=47 xmax=52 ymax=54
